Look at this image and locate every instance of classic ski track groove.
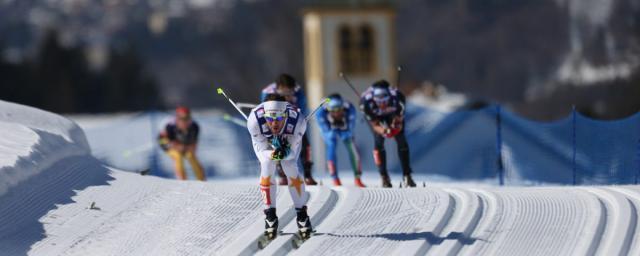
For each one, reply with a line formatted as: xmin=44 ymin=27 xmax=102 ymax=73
xmin=256 ymin=186 xmax=337 ymax=256
xmin=390 ymin=188 xmax=454 ymax=255
xmin=459 ymin=187 xmax=605 ymax=256
xmin=219 ymin=185 xmax=298 ymax=256
xmin=427 ymin=188 xmax=483 ymax=256
xmin=610 ymin=187 xmax=640 ymax=255
xmin=292 ymin=187 xmax=442 ymax=255
xmin=590 ymin=187 xmax=636 ymax=256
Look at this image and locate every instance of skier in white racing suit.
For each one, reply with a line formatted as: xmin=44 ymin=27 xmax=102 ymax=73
xmin=247 ymin=94 xmax=313 ymax=240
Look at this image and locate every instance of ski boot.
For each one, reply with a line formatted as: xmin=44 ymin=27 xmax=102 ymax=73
xmin=333 ymin=177 xmax=342 ymax=186
xmin=258 ymin=208 xmax=279 ymax=249
xmin=381 ymin=174 xmax=392 ymax=188
xmin=403 ymin=174 xmax=416 ymax=188
xmin=354 ymin=177 xmax=366 ymax=188
xmin=292 ymin=206 xmax=313 ymax=248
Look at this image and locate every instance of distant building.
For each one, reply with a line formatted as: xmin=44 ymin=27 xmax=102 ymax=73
xmin=302 ymin=0 xmax=397 ymax=172
xmin=303 ymin=0 xmax=397 ymax=104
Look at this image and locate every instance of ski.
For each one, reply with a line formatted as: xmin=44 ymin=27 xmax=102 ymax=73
xmin=291 ymin=229 xmax=315 ymax=249
xmin=257 ymin=230 xmax=283 ymax=249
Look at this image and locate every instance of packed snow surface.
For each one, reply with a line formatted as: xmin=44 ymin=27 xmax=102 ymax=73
xmin=2 ymin=100 xmax=640 ymax=255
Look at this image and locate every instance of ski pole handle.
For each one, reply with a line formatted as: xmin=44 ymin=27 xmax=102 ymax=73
xmin=217 ymin=88 xmax=249 ymax=121
xmin=304 ymin=98 xmax=330 ymax=123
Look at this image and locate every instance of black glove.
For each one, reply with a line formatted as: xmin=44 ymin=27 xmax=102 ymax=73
xmin=271 ymin=148 xmax=287 ymax=160
xmin=270 ymin=136 xmax=291 ymax=160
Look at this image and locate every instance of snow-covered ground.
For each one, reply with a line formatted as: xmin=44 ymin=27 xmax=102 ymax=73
xmin=2 ymin=99 xmax=640 ymax=255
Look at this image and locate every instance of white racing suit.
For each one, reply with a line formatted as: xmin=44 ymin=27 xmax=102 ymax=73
xmin=247 ymin=103 xmax=307 ymax=209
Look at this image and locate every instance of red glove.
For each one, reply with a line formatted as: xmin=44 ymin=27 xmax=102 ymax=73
xmin=383 ymin=127 xmax=401 ymax=138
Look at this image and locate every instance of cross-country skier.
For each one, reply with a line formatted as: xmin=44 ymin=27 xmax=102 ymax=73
xmin=261 ymin=73 xmax=317 ymax=186
xmin=360 ymin=80 xmax=416 ymax=188
xmin=248 ymin=94 xmax=313 ymax=240
xmin=316 ymin=93 xmax=366 ymax=187
xmin=157 ymin=106 xmax=206 ymax=181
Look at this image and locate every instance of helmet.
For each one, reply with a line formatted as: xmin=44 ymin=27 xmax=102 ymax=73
xmin=372 ymin=87 xmax=390 ymax=104
xmin=175 ymin=106 xmax=191 ymax=119
xmin=372 ymin=80 xmax=390 ymax=89
xmin=326 ymin=94 xmax=344 ymax=112
xmin=263 ymin=100 xmax=288 ymax=122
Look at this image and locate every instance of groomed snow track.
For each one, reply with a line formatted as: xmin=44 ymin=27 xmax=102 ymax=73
xmin=15 ymin=167 xmax=640 ymax=256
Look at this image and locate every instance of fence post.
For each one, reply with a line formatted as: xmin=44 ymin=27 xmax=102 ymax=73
xmin=572 ymin=106 xmax=577 ymax=185
xmin=496 ymin=104 xmax=504 ymax=186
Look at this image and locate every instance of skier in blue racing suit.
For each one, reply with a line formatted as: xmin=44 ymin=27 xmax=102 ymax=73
xmin=316 ymin=93 xmax=366 ymax=187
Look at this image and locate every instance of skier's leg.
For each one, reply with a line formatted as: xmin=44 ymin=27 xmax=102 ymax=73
xmin=259 ymin=161 xmax=278 ymax=209
xmin=280 ymin=159 xmax=306 ymax=209
xmin=343 ymin=137 xmax=365 ymax=187
xmin=324 ymin=134 xmax=339 ymax=181
xmin=342 ymin=137 xmax=362 ymax=178
xmin=185 ymin=151 xmax=206 ymax=181
xmin=167 ymin=149 xmax=187 ymax=180
xmin=300 ymin=134 xmax=316 ymax=185
xmin=372 ymin=133 xmax=391 ymax=187
xmin=281 ymin=159 xmax=312 ymax=236
xmin=259 ymin=161 xmax=279 ymax=238
xmin=394 ymin=130 xmax=416 ymax=187
xmin=373 ymin=134 xmax=387 ymax=175
xmin=394 ymin=131 xmax=412 ymax=176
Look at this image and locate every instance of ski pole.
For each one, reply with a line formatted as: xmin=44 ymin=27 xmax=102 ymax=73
xmin=396 ymin=65 xmax=402 ymax=89
xmin=304 ymin=98 xmax=330 ymax=123
xmin=217 ymin=88 xmax=248 ymax=121
xmin=223 ymin=113 xmax=247 ymax=127
xmin=339 ymin=72 xmax=361 ymax=97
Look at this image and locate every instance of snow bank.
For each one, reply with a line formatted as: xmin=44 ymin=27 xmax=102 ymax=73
xmin=0 ymin=100 xmax=91 ymax=197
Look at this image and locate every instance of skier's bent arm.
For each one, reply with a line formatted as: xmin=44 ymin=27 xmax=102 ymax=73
xmin=315 ymin=109 xmax=332 ymax=134
xmin=369 ymin=120 xmax=388 ymax=136
xmin=281 ymin=116 xmax=307 ymax=161
xmin=247 ymin=114 xmax=275 ymax=162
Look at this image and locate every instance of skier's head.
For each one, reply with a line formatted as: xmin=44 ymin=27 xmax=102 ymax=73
xmin=372 ymin=80 xmax=391 ymax=109
xmin=275 ymin=73 xmax=297 ymax=103
xmin=263 ymin=95 xmax=288 ymax=134
xmin=326 ymin=93 xmax=345 ymax=118
xmin=175 ymin=106 xmax=192 ymax=130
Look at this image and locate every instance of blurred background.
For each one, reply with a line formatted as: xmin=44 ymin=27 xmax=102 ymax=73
xmin=1 ymin=0 xmax=638 ymax=119
xmin=1 ymin=0 xmax=640 ymax=184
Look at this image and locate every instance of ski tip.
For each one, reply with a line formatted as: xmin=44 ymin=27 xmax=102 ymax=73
xmin=216 ymin=88 xmax=223 ymax=94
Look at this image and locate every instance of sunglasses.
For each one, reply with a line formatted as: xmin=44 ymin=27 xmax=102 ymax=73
xmin=328 ymin=107 xmax=344 ymax=112
xmin=374 ymin=95 xmax=390 ymax=102
xmin=265 ymin=113 xmax=287 ymax=122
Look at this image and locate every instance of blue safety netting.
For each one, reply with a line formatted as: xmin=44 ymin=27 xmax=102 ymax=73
xmin=75 ymin=103 xmax=640 ymax=185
